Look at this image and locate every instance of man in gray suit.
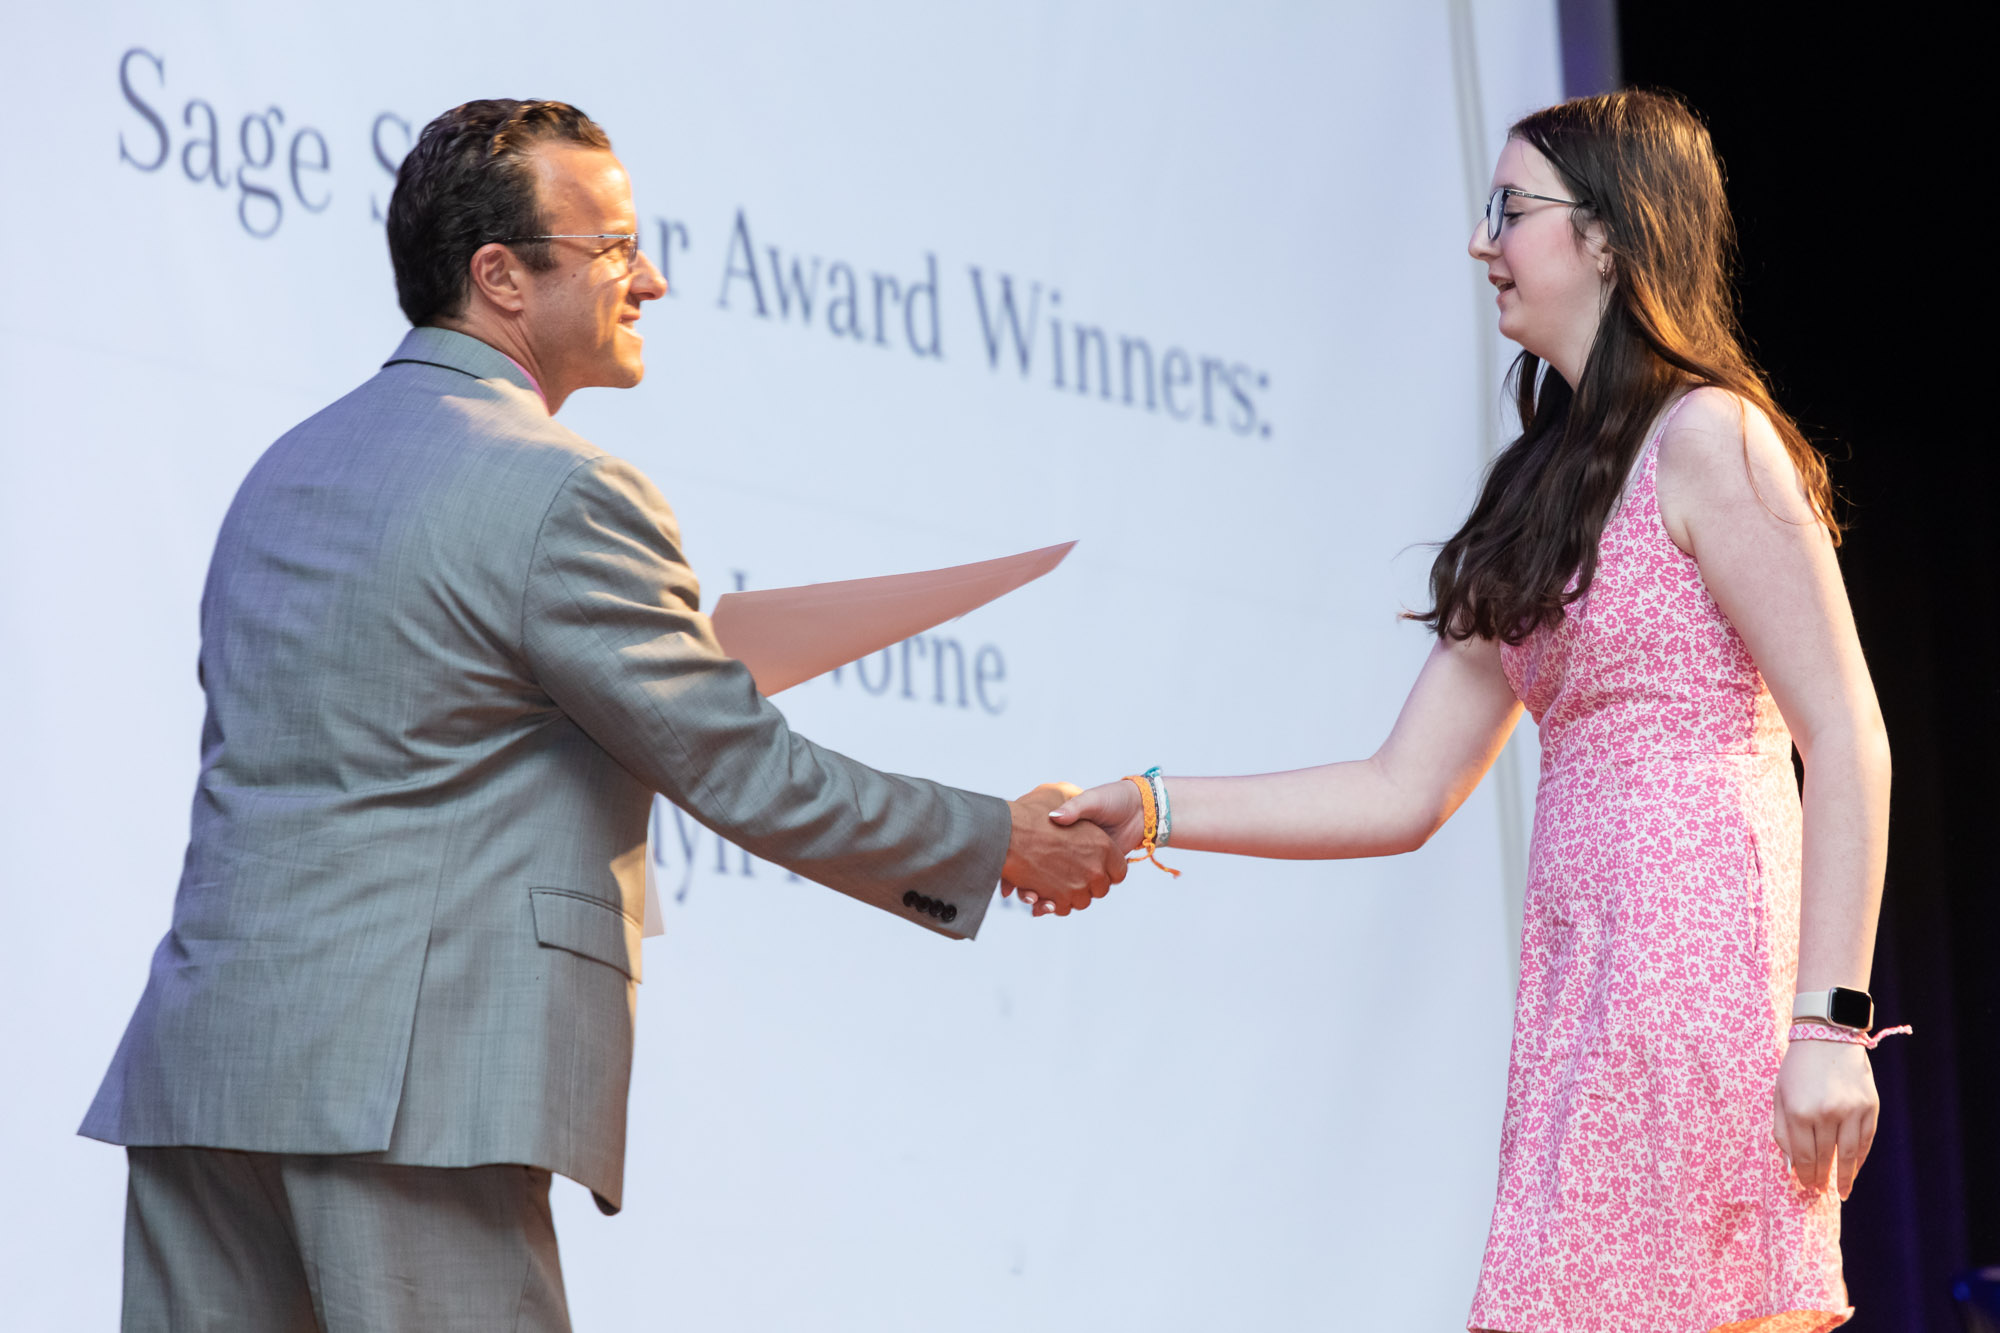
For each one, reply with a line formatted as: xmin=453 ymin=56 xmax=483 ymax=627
xmin=84 ymin=99 xmax=1120 ymax=1332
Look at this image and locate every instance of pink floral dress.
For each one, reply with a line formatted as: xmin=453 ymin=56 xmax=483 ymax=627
xmin=1469 ymin=395 xmax=1849 ymax=1333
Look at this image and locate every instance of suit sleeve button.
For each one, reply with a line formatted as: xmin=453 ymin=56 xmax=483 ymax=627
xmin=942 ymin=904 xmax=958 ymax=924
xmin=903 ymin=891 xmax=919 ymax=908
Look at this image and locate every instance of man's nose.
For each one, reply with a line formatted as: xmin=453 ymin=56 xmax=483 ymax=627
xmin=632 ymin=250 xmax=668 ymax=299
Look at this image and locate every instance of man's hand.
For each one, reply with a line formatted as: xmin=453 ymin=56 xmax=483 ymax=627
xmin=1773 ymin=1038 xmax=1879 ymax=1200
xmin=999 ymin=783 xmax=1124 ymax=917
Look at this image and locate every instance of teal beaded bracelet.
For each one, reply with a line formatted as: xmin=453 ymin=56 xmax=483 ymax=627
xmin=1143 ymin=766 xmax=1171 ymax=847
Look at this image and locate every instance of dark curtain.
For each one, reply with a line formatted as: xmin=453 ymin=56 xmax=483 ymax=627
xmin=1613 ymin=6 xmax=1999 ymax=1330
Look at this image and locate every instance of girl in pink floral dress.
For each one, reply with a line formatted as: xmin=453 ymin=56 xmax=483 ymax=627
xmin=1047 ymin=91 xmax=1892 ymax=1332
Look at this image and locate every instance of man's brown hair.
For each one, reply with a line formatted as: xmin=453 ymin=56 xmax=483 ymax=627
xmin=386 ymin=99 xmax=612 ymax=327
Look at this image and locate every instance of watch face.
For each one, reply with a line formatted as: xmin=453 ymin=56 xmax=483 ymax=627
xmin=1828 ymin=987 xmax=1874 ymax=1030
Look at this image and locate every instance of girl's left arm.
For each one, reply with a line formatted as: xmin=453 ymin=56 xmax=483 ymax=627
xmin=1656 ymin=387 xmax=1893 ymax=1202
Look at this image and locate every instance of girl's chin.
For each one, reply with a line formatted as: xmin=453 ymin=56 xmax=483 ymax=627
xmin=1494 ymin=310 xmax=1542 ymax=353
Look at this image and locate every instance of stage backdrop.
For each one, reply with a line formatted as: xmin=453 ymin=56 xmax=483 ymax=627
xmin=0 ymin=4 xmax=1558 ymax=1328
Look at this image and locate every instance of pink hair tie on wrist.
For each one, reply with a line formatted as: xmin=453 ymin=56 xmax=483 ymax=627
xmin=1788 ymin=1021 xmax=1913 ymax=1050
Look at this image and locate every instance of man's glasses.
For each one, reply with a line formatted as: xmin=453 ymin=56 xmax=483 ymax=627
xmin=1484 ymin=187 xmax=1585 ymax=241
xmin=497 ymin=233 xmax=643 ymax=275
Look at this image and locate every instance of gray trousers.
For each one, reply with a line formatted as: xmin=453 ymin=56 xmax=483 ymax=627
xmin=122 ymin=1147 xmax=572 ymax=1333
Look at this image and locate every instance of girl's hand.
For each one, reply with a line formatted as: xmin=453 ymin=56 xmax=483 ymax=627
xmin=1050 ymin=781 xmax=1146 ymax=859
xmin=1773 ymin=1038 xmax=1879 ymax=1199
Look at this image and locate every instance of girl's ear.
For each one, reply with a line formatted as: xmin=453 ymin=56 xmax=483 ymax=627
xmin=1581 ymin=219 xmax=1614 ymax=281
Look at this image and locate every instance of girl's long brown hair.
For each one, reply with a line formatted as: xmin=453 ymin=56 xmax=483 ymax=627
xmin=1415 ymin=90 xmax=1836 ymax=643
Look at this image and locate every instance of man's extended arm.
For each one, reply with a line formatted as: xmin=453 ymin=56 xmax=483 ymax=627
xmin=520 ymin=455 xmax=1115 ymax=934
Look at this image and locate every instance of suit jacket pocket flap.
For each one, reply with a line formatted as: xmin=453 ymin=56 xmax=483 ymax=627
xmin=529 ymin=888 xmax=642 ymax=983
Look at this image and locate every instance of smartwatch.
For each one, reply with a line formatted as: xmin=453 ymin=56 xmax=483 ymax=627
xmin=1792 ymin=987 xmax=1874 ymax=1031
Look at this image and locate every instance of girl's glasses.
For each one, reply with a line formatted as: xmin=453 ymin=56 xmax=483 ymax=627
xmin=1485 ymin=188 xmax=1584 ymax=240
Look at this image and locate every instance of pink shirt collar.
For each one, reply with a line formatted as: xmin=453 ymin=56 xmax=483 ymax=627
xmin=499 ymin=352 xmax=548 ymax=407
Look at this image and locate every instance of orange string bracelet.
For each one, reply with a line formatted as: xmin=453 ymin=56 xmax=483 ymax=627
xmin=1122 ymin=774 xmax=1181 ymax=877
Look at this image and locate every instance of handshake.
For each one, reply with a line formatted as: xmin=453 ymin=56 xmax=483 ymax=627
xmin=997 ymin=780 xmax=1154 ymax=918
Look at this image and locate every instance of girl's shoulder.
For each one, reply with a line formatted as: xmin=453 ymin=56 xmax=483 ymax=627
xmin=1654 ymin=385 xmax=1817 ymax=545
xmin=1657 ymin=385 xmax=1795 ymax=488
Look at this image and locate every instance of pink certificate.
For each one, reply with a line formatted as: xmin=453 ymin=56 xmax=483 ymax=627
xmin=709 ymin=541 xmax=1076 ymax=695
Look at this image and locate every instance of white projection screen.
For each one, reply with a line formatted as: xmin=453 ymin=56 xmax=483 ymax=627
xmin=0 ymin=4 xmax=1560 ymax=1328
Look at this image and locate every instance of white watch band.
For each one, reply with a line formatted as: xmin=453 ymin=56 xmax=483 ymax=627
xmin=1792 ymin=987 xmax=1873 ymax=1030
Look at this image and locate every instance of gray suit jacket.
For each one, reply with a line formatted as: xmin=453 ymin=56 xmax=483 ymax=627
xmin=82 ymin=327 xmax=1010 ymax=1211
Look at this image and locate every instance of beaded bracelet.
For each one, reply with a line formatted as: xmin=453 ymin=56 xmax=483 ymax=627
xmin=1788 ymin=1022 xmax=1913 ymax=1050
xmin=1143 ymin=766 xmax=1172 ymax=847
xmin=1121 ymin=772 xmax=1181 ymax=877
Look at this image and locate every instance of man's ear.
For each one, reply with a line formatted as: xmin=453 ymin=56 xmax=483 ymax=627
xmin=466 ymin=242 xmax=529 ymax=315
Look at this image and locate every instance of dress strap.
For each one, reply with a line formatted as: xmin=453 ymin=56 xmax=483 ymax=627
xmin=1614 ymin=390 xmax=1700 ymax=517
xmin=1642 ymin=388 xmax=1703 ymax=465
xmin=1623 ymin=388 xmax=1706 ymax=511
